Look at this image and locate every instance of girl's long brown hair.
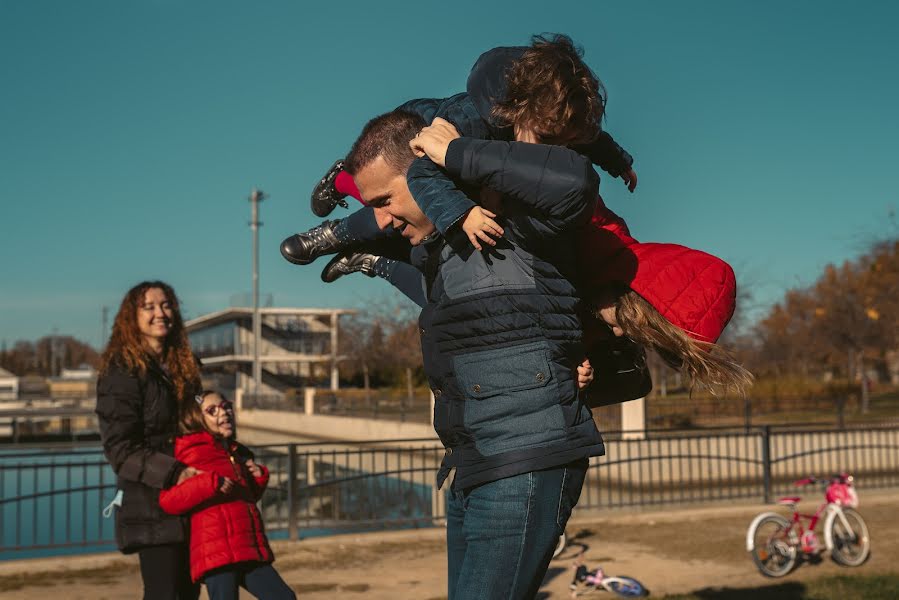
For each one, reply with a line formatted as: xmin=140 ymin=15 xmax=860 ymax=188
xmin=610 ymin=288 xmax=754 ymax=396
xmin=100 ymin=280 xmax=201 ymax=403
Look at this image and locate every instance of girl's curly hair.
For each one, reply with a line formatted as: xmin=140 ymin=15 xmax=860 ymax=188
xmin=100 ymin=280 xmax=201 ymax=403
xmin=492 ymin=33 xmax=606 ymax=145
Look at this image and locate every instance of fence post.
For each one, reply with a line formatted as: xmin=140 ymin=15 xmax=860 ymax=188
xmin=743 ymin=397 xmax=752 ymax=434
xmin=287 ymin=443 xmax=298 ymax=541
xmin=761 ymin=425 xmax=772 ymax=504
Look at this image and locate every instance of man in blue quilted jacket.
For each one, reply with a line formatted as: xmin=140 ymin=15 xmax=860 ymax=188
xmin=346 ymin=106 xmax=605 ymax=598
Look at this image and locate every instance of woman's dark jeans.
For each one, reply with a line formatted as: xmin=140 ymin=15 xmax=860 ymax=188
xmin=446 ymin=458 xmax=589 ymax=599
xmin=137 ymin=543 xmax=200 ymax=600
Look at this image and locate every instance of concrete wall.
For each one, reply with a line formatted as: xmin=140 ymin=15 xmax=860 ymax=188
xmin=237 ymin=408 xmax=437 ymax=446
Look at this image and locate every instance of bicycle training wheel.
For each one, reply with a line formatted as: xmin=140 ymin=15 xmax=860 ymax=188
xmin=603 ymin=576 xmax=646 ymax=598
xmin=749 ymin=514 xmax=798 ymax=577
xmin=828 ymin=507 xmax=870 ymax=566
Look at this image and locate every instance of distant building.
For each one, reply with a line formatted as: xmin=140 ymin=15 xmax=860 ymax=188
xmin=48 ymin=366 xmax=98 ymax=399
xmin=185 ymin=307 xmax=354 ymax=396
xmin=0 ymin=367 xmax=18 ymax=402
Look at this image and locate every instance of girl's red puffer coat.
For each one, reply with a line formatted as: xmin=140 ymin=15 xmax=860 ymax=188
xmin=159 ymin=431 xmax=273 ymax=582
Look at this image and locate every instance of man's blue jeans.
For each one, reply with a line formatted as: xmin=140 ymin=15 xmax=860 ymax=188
xmin=446 ymin=458 xmax=589 ymax=600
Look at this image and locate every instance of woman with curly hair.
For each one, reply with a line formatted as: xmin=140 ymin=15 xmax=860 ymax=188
xmin=96 ymin=281 xmax=202 ymax=600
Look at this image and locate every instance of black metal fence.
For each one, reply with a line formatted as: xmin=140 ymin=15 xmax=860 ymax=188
xmin=2 ymin=425 xmax=898 ymax=558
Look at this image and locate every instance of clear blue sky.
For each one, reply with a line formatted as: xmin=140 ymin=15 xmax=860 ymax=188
xmin=2 ymin=1 xmax=897 ymax=348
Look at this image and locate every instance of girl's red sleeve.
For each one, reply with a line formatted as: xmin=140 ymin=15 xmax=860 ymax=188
xmin=251 ymin=465 xmax=269 ymax=501
xmin=159 ymin=471 xmax=219 ymax=515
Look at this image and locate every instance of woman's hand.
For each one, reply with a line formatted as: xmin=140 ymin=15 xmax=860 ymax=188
xmin=577 ymin=358 xmax=594 ymax=389
xmin=218 ymin=476 xmax=235 ymax=494
xmin=409 ymin=117 xmax=460 ymax=168
xmin=176 ymin=466 xmax=201 ymax=485
xmin=461 ymin=206 xmax=504 ymax=251
xmin=245 ymin=459 xmax=263 ymax=478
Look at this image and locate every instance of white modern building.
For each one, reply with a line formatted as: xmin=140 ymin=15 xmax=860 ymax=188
xmin=0 ymin=367 xmax=18 ymax=402
xmin=185 ymin=307 xmax=354 ymax=397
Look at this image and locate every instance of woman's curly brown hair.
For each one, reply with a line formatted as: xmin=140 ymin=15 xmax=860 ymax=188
xmin=100 ymin=280 xmax=201 ymax=403
xmin=492 ymin=33 xmax=606 ymax=145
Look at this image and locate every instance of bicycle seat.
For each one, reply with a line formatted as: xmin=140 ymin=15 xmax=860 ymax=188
xmin=776 ymin=496 xmax=801 ymax=505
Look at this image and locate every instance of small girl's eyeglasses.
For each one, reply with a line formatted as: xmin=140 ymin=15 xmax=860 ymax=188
xmin=203 ymin=402 xmax=234 ymax=417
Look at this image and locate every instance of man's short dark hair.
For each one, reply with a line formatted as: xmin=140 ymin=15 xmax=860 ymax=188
xmin=345 ymin=109 xmax=427 ymax=176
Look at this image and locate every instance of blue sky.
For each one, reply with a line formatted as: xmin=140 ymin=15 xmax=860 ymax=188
xmin=1 ymin=1 xmax=897 ymax=348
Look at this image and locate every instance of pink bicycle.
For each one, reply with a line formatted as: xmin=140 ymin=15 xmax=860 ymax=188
xmin=569 ymin=553 xmax=647 ymax=598
xmin=745 ymin=473 xmax=870 ymax=577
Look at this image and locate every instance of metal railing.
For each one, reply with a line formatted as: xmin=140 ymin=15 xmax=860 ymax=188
xmin=2 ymin=426 xmax=898 ymax=558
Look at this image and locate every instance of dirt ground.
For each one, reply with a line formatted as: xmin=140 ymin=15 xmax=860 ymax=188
xmin=1 ymin=489 xmax=896 ymax=599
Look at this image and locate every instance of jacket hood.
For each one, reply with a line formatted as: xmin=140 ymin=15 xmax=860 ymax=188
xmin=582 ymin=199 xmax=737 ymax=344
xmin=175 ymin=430 xmax=235 ymax=454
xmin=466 ymin=46 xmax=526 ymax=130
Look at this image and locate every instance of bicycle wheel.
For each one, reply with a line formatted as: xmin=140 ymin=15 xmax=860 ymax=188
xmin=553 ymin=532 xmax=567 ymax=558
xmin=602 ymin=576 xmax=646 ymax=598
xmin=748 ymin=514 xmax=798 ymax=577
xmin=827 ymin=507 xmax=870 ymax=566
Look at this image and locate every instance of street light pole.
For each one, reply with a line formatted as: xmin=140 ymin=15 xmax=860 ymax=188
xmin=249 ymin=188 xmax=266 ymax=396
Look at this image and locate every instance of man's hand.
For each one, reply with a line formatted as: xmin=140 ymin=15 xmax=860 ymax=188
xmin=176 ymin=466 xmax=201 ymax=485
xmin=409 ymin=117 xmax=460 ymax=168
xmin=462 ymin=206 xmax=504 ymax=251
xmin=577 ymin=358 xmax=594 ymax=389
xmin=245 ymin=459 xmax=263 ymax=478
xmin=621 ymin=168 xmax=638 ymax=193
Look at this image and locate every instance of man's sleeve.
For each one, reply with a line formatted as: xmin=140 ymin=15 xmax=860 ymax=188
xmin=406 ymin=94 xmax=494 ymax=248
xmin=573 ymin=131 xmax=634 ymax=178
xmin=444 ymin=138 xmax=599 ymax=231
xmin=96 ymin=369 xmax=183 ymax=489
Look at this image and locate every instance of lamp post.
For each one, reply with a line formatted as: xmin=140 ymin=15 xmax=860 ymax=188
xmin=249 ymin=188 xmax=266 ymax=396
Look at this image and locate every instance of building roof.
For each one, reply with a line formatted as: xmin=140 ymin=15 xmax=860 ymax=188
xmin=185 ymin=307 xmax=356 ymax=331
xmin=0 ymin=367 xmax=16 ymax=378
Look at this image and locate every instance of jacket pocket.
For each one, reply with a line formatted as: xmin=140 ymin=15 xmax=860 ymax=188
xmin=452 ymin=342 xmax=563 ymax=456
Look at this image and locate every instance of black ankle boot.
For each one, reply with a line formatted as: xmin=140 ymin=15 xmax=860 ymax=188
xmin=280 ymin=220 xmax=344 ymax=265
xmin=320 ymin=251 xmax=381 ymax=282
xmin=311 ymin=159 xmax=349 ymax=218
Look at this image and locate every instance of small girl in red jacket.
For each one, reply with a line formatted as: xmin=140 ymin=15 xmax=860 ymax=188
xmin=159 ymin=390 xmax=295 ymax=600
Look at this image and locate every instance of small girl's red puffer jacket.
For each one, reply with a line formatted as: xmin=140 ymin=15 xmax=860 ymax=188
xmin=159 ymin=431 xmax=273 ymax=582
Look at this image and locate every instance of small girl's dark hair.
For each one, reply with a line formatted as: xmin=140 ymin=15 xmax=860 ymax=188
xmin=179 ymin=389 xmax=226 ymax=434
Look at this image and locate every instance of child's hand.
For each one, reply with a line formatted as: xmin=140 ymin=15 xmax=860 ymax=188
xmin=409 ymin=117 xmax=460 ymax=168
xmin=577 ymin=358 xmax=594 ymax=389
xmin=245 ymin=459 xmax=263 ymax=478
xmin=462 ymin=206 xmax=504 ymax=251
xmin=217 ymin=476 xmax=235 ymax=495
xmin=621 ymin=168 xmax=638 ymax=193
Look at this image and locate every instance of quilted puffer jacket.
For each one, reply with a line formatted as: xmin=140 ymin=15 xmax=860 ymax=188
xmin=416 ymin=136 xmax=605 ymax=491
xmin=96 ymin=358 xmax=190 ymax=553
xmin=580 ymin=197 xmax=737 ymax=344
xmin=158 ymin=432 xmax=273 ymax=582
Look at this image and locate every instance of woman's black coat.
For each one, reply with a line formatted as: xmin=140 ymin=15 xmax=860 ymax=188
xmin=96 ymin=357 xmax=187 ymax=553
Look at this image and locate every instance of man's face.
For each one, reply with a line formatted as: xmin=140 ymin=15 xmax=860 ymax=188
xmin=354 ymin=155 xmax=436 ymax=245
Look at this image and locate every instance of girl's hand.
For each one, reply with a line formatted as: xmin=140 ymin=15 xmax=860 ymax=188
xmin=408 ymin=117 xmax=460 ymax=168
xmin=245 ymin=459 xmax=263 ymax=478
xmin=177 ymin=466 xmax=201 ymax=485
xmin=218 ymin=476 xmax=235 ymax=494
xmin=577 ymin=358 xmax=594 ymax=389
xmin=461 ymin=206 xmax=504 ymax=251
